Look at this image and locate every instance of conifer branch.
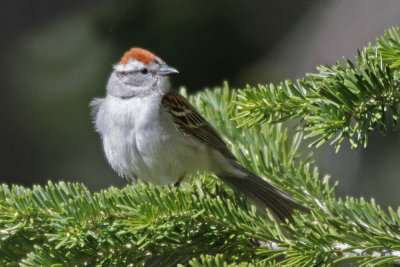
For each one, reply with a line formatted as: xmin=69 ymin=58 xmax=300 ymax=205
xmin=235 ymin=27 xmax=400 ymax=151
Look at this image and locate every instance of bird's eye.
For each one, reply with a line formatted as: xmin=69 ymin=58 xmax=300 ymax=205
xmin=140 ymin=68 xmax=148 ymax=74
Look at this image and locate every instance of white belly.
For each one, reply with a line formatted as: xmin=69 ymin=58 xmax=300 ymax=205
xmin=94 ymin=95 xmax=210 ymax=184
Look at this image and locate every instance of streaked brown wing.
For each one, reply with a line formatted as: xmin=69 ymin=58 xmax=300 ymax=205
xmin=161 ymin=91 xmax=236 ymax=161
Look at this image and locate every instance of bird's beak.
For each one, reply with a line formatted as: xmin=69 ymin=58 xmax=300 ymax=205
xmin=158 ymin=65 xmax=179 ymax=76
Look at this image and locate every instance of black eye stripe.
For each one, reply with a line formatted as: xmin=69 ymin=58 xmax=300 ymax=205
xmin=118 ymin=71 xmax=132 ymax=76
xmin=117 ymin=68 xmax=149 ymax=77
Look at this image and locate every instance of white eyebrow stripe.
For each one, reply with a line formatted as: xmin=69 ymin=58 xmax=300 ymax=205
xmin=113 ymin=59 xmax=144 ymax=72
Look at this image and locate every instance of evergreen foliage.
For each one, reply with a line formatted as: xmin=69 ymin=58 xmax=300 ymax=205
xmin=1 ymin=27 xmax=400 ymax=266
xmin=235 ymin=27 xmax=400 ymax=151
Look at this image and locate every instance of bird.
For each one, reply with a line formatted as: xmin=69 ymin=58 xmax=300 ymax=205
xmin=90 ymin=47 xmax=310 ymax=223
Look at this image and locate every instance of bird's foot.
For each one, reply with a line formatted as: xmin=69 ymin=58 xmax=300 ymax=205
xmin=174 ymin=173 xmax=186 ymax=187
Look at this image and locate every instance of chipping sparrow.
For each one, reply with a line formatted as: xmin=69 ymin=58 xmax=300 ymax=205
xmin=91 ymin=48 xmax=309 ymax=222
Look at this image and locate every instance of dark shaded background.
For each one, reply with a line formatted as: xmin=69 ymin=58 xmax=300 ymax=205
xmin=1 ymin=0 xmax=400 ymax=207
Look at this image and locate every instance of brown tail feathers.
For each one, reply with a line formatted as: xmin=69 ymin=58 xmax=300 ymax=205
xmin=218 ymin=164 xmax=310 ymax=223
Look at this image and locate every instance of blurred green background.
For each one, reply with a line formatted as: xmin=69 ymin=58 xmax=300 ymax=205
xmin=1 ymin=0 xmax=400 ymax=207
